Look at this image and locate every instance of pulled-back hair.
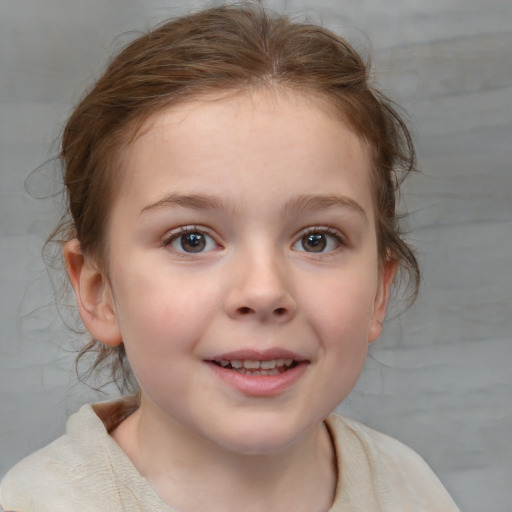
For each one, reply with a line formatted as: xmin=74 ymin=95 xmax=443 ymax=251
xmin=53 ymin=3 xmax=419 ymax=391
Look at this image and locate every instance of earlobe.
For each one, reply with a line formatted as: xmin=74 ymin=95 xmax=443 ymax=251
xmin=64 ymin=239 xmax=122 ymax=347
xmin=368 ymin=260 xmax=397 ymax=343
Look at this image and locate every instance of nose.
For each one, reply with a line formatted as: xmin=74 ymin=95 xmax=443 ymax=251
xmin=224 ymin=250 xmax=297 ymax=323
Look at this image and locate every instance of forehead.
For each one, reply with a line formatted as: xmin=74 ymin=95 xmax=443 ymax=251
xmin=115 ymin=89 xmax=374 ymax=217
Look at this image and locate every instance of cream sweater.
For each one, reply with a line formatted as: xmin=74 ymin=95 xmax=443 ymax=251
xmin=1 ymin=399 xmax=459 ymax=511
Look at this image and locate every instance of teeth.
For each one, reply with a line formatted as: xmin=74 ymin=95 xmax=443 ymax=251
xmin=218 ymin=359 xmax=295 ymax=370
xmin=236 ymin=368 xmax=281 ymax=376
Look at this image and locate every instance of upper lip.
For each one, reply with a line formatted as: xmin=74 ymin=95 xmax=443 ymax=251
xmin=208 ymin=348 xmax=308 ymax=362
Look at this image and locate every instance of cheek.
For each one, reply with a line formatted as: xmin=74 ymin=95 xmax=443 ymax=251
xmin=302 ymin=272 xmax=377 ymax=343
xmin=111 ymin=264 xmax=221 ymax=357
xmin=304 ymin=276 xmax=375 ymax=402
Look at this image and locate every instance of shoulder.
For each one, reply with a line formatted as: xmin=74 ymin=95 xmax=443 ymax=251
xmin=326 ymin=413 xmax=460 ymax=511
xmin=1 ymin=399 xmax=169 ymax=511
xmin=1 ymin=435 xmax=72 ymax=510
xmin=327 ymin=413 xmax=432 ymax=468
xmin=0 ymin=402 xmax=137 ymax=511
xmin=0 ymin=404 xmax=101 ymax=510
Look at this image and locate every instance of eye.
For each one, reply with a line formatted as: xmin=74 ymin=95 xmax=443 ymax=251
xmin=165 ymin=228 xmax=218 ymax=254
xmin=293 ymin=228 xmax=342 ymax=253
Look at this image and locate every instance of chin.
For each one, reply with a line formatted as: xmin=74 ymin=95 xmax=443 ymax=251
xmin=209 ymin=419 xmax=313 ymax=457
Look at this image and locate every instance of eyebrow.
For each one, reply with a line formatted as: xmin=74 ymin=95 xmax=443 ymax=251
xmin=140 ymin=193 xmax=237 ymax=215
xmin=140 ymin=192 xmax=367 ymax=221
xmin=284 ymin=194 xmax=368 ymax=221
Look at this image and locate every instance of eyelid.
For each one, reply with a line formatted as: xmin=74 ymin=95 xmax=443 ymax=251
xmin=292 ymin=225 xmax=347 ymax=252
xmin=162 ymin=225 xmax=221 ymax=253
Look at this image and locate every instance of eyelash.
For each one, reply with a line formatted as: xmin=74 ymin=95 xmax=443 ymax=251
xmin=294 ymin=226 xmax=346 ymax=252
xmin=162 ymin=225 xmax=347 ymax=255
xmin=164 ymin=226 xmax=196 ymax=243
xmin=162 ymin=225 xmax=219 ymax=250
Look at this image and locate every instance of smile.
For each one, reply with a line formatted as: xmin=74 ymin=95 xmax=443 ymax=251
xmin=212 ymin=359 xmax=298 ymax=376
xmin=206 ymin=350 xmax=309 ymax=396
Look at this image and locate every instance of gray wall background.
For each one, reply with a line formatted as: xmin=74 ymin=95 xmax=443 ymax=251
xmin=1 ymin=1 xmax=511 ymax=510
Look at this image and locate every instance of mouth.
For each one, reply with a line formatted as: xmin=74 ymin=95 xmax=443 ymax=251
xmin=210 ymin=358 xmax=300 ymax=376
xmin=206 ymin=350 xmax=309 ymax=396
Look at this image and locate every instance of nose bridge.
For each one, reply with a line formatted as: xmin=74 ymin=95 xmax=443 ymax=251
xmin=226 ymin=239 xmax=296 ymax=321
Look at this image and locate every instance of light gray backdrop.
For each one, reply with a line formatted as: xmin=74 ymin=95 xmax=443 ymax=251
xmin=1 ymin=1 xmax=511 ymax=511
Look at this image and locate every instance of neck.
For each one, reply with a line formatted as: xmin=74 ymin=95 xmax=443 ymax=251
xmin=111 ymin=398 xmax=337 ymax=512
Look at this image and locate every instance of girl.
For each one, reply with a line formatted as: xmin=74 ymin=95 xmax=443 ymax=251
xmin=1 ymin=4 xmax=459 ymax=511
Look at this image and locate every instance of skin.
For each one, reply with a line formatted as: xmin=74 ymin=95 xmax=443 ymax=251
xmin=65 ymin=89 xmax=396 ymax=512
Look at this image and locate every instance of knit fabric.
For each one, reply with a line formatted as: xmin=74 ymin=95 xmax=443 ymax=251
xmin=1 ymin=398 xmax=459 ymax=511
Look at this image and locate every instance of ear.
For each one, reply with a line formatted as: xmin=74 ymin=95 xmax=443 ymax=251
xmin=368 ymin=259 xmax=397 ymax=343
xmin=64 ymin=239 xmax=123 ymax=346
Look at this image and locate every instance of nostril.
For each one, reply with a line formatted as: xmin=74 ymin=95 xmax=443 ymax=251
xmin=274 ymin=307 xmax=287 ymax=316
xmin=238 ymin=306 xmax=252 ymax=315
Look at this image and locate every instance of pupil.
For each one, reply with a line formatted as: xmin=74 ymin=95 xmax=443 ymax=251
xmin=302 ymin=233 xmax=326 ymax=252
xmin=181 ymin=232 xmax=206 ymax=253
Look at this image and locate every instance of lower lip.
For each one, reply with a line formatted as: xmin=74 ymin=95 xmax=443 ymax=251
xmin=207 ymin=362 xmax=308 ymax=397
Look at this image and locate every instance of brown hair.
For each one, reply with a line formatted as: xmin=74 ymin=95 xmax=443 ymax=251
xmin=53 ymin=3 xmax=419 ymax=391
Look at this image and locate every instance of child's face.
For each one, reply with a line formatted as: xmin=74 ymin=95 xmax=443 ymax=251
xmin=88 ymin=90 xmax=394 ymax=454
